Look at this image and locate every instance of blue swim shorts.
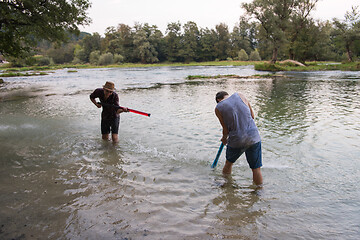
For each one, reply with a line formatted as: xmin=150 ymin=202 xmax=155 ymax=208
xmin=226 ymin=141 xmax=262 ymax=169
xmin=101 ymin=117 xmax=120 ymax=135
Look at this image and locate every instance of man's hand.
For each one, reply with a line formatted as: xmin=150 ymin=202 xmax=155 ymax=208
xmin=95 ymin=103 xmax=102 ymax=108
xmin=221 ymin=136 xmax=228 ymax=145
xmin=117 ymin=107 xmax=129 ymax=114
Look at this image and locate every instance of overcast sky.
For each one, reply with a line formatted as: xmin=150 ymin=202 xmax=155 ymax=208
xmin=79 ymin=0 xmax=360 ymax=35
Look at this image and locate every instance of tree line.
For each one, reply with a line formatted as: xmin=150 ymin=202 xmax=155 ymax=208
xmin=1 ymin=0 xmax=359 ymax=66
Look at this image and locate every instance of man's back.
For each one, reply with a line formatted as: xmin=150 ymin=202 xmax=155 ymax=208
xmin=216 ymin=93 xmax=260 ymax=148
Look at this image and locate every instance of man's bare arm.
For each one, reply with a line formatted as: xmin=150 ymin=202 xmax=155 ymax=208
xmin=215 ymin=108 xmax=229 ymax=145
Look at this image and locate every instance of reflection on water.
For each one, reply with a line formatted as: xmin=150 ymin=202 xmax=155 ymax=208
xmin=211 ymin=177 xmax=264 ymax=239
xmin=0 ymin=66 xmax=359 ymax=239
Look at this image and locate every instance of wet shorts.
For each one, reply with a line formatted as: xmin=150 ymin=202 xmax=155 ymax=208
xmin=226 ymin=141 xmax=262 ymax=169
xmin=101 ymin=117 xmax=120 ymax=135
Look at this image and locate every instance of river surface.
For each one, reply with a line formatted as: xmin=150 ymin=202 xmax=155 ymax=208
xmin=0 ymin=65 xmax=359 ymax=239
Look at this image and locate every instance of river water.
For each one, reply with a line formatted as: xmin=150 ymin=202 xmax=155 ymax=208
xmin=0 ymin=66 xmax=359 ymax=239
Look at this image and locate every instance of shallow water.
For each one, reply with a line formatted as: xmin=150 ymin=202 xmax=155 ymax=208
xmin=0 ymin=66 xmax=359 ymax=239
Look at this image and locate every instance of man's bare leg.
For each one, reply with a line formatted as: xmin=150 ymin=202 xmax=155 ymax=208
xmin=112 ymin=133 xmax=119 ymax=143
xmin=222 ymin=160 xmax=233 ymax=175
xmin=252 ymin=167 xmax=263 ymax=185
xmin=102 ymin=134 xmax=110 ymax=141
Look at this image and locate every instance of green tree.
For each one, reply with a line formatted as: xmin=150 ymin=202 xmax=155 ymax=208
xmin=292 ymin=20 xmax=335 ymax=62
xmin=37 ymin=56 xmax=52 ymax=66
xmin=113 ymin=54 xmax=124 ymax=64
xmin=142 ymin=23 xmax=164 ymax=62
xmin=106 ymin=38 xmax=122 ymax=55
xmin=238 ymin=49 xmax=249 ymax=61
xmin=199 ymin=28 xmax=217 ymax=61
xmin=332 ymin=6 xmax=360 ymax=62
xmin=103 ymin=24 xmax=135 ymax=62
xmin=230 ymin=16 xmax=254 ymax=58
xmin=103 ymin=26 xmax=121 ymax=54
xmin=0 ymin=0 xmax=91 ymax=57
xmin=133 ymin=23 xmax=159 ymax=63
xmin=287 ymin=0 xmax=319 ymax=60
xmin=89 ymin=50 xmax=100 ymax=65
xmin=117 ymin=24 xmax=135 ymax=62
xmin=146 ymin=24 xmax=165 ymax=62
xmin=242 ymin=0 xmax=297 ymax=63
xmin=47 ymin=43 xmax=76 ymax=64
xmin=181 ymin=21 xmax=201 ymax=62
xmin=214 ymin=23 xmax=231 ymax=60
xmin=80 ymin=33 xmax=101 ymax=62
xmin=73 ymin=44 xmax=87 ymax=63
xmin=249 ymin=49 xmax=262 ymax=61
xmin=98 ymin=52 xmax=114 ymax=65
xmin=353 ymin=38 xmax=360 ymax=60
xmin=165 ymin=22 xmax=183 ymax=62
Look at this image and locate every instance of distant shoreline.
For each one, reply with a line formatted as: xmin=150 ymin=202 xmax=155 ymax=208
xmin=1 ymin=61 xmax=359 ymax=78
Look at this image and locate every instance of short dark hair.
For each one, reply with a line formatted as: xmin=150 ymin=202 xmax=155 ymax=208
xmin=215 ymin=91 xmax=229 ymax=103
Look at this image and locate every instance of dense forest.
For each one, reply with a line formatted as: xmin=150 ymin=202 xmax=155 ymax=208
xmin=1 ymin=1 xmax=359 ymax=67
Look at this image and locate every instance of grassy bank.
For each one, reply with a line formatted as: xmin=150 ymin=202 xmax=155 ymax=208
xmin=255 ymin=61 xmax=360 ymax=71
xmin=0 ymin=61 xmax=257 ymax=72
xmin=0 ymin=61 xmax=260 ymax=78
xmin=186 ymin=74 xmax=287 ymax=80
xmin=1 ymin=61 xmax=359 ymax=78
xmin=0 ymin=71 xmax=49 ymax=77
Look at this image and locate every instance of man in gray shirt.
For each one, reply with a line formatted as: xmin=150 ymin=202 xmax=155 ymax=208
xmin=215 ymin=91 xmax=263 ymax=185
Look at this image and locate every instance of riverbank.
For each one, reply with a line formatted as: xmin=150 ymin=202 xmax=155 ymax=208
xmin=255 ymin=61 xmax=360 ymax=71
xmin=1 ymin=61 xmax=359 ymax=78
xmin=0 ymin=61 xmax=259 ymax=72
xmin=186 ymin=73 xmax=287 ymax=80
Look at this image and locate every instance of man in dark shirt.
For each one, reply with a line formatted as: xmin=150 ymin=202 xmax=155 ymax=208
xmin=90 ymin=81 xmax=128 ymax=143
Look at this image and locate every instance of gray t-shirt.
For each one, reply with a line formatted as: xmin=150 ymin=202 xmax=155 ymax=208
xmin=216 ymin=93 xmax=261 ymax=148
